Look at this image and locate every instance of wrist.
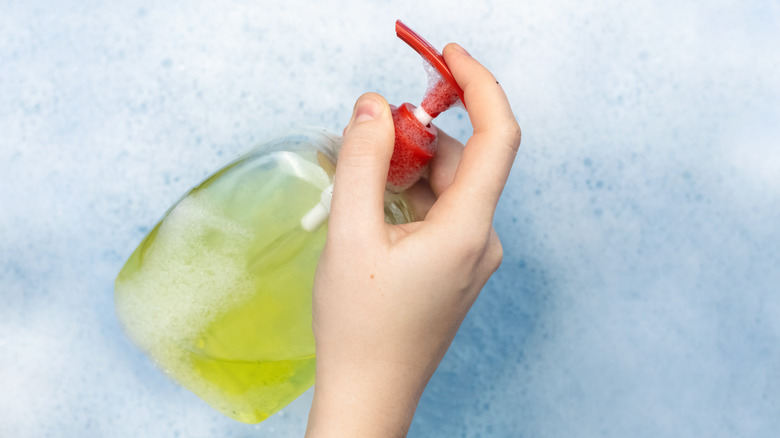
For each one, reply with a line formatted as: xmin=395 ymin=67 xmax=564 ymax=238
xmin=305 ymin=357 xmax=432 ymax=437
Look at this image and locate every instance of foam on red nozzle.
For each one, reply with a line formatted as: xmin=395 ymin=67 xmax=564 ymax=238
xmin=385 ymin=21 xmax=465 ymax=193
xmin=395 ymin=21 xmax=465 ymax=109
xmin=421 ymin=79 xmax=461 ymax=119
xmin=387 ymin=103 xmax=438 ymax=192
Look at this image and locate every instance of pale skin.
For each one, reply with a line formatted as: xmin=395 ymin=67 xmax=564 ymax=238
xmin=305 ymin=43 xmax=521 ymax=437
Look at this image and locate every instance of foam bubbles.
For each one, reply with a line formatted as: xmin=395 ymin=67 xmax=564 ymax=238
xmin=115 ymin=192 xmax=256 ymax=363
xmin=387 ymin=103 xmax=438 ymax=192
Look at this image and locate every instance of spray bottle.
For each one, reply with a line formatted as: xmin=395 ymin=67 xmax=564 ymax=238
xmin=115 ymin=20 xmax=464 ymax=423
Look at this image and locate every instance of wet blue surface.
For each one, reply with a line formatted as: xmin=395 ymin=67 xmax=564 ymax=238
xmin=2 ymin=1 xmax=779 ymax=436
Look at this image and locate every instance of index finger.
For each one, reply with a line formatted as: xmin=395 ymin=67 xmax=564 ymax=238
xmin=436 ymin=43 xmax=521 ymax=225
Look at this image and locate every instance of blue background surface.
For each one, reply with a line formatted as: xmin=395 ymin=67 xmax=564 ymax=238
xmin=2 ymin=0 xmax=779 ymax=436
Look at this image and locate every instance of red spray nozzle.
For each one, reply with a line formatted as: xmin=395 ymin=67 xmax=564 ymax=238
xmin=305 ymin=22 xmax=465 ymax=229
xmin=395 ymin=20 xmax=465 ymax=115
xmin=385 ymin=21 xmax=464 ymax=192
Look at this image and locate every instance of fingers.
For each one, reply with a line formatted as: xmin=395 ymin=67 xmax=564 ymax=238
xmin=329 ymin=93 xmax=395 ymax=239
xmin=420 ymin=129 xmax=463 ymax=224
xmin=439 ymin=43 xmax=521 ymax=223
xmin=403 ymin=179 xmax=437 ymax=220
xmin=427 ymin=130 xmax=464 ymax=197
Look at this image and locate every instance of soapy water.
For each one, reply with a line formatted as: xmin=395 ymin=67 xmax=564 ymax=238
xmin=115 ymin=129 xmax=413 ymax=423
xmin=115 ymin=149 xmax=327 ymax=422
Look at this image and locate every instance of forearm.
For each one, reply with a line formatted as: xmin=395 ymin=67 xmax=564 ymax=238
xmin=305 ymin=358 xmax=432 ymax=437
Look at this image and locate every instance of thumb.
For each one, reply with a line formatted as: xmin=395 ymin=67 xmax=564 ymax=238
xmin=329 ymin=93 xmax=395 ymax=239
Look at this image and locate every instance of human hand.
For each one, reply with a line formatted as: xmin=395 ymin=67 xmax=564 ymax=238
xmin=305 ymin=43 xmax=521 ymax=437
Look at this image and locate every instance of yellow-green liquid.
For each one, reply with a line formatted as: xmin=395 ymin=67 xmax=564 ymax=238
xmin=115 ymin=132 xmax=411 ymax=423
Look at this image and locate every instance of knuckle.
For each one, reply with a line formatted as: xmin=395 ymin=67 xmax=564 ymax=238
xmin=503 ymin=122 xmax=522 ymax=152
xmin=463 ymin=231 xmax=489 ymax=254
xmin=447 ymin=227 xmax=492 ymax=267
xmin=473 ymin=121 xmax=522 ymax=154
xmin=486 ymin=238 xmax=504 ymax=273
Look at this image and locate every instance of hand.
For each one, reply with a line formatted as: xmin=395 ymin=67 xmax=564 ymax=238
xmin=305 ymin=43 xmax=521 ymax=437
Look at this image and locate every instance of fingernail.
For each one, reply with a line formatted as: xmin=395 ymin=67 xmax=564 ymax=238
xmin=354 ymin=96 xmax=382 ymax=122
xmin=451 ymin=43 xmax=471 ymax=57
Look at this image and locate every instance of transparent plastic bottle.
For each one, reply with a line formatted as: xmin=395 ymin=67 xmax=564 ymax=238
xmin=115 ymin=20 xmax=463 ymax=424
xmin=115 ymin=129 xmax=412 ymax=422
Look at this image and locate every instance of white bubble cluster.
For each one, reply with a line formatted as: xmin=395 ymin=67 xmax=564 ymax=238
xmin=115 ymin=192 xmax=255 ymax=372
